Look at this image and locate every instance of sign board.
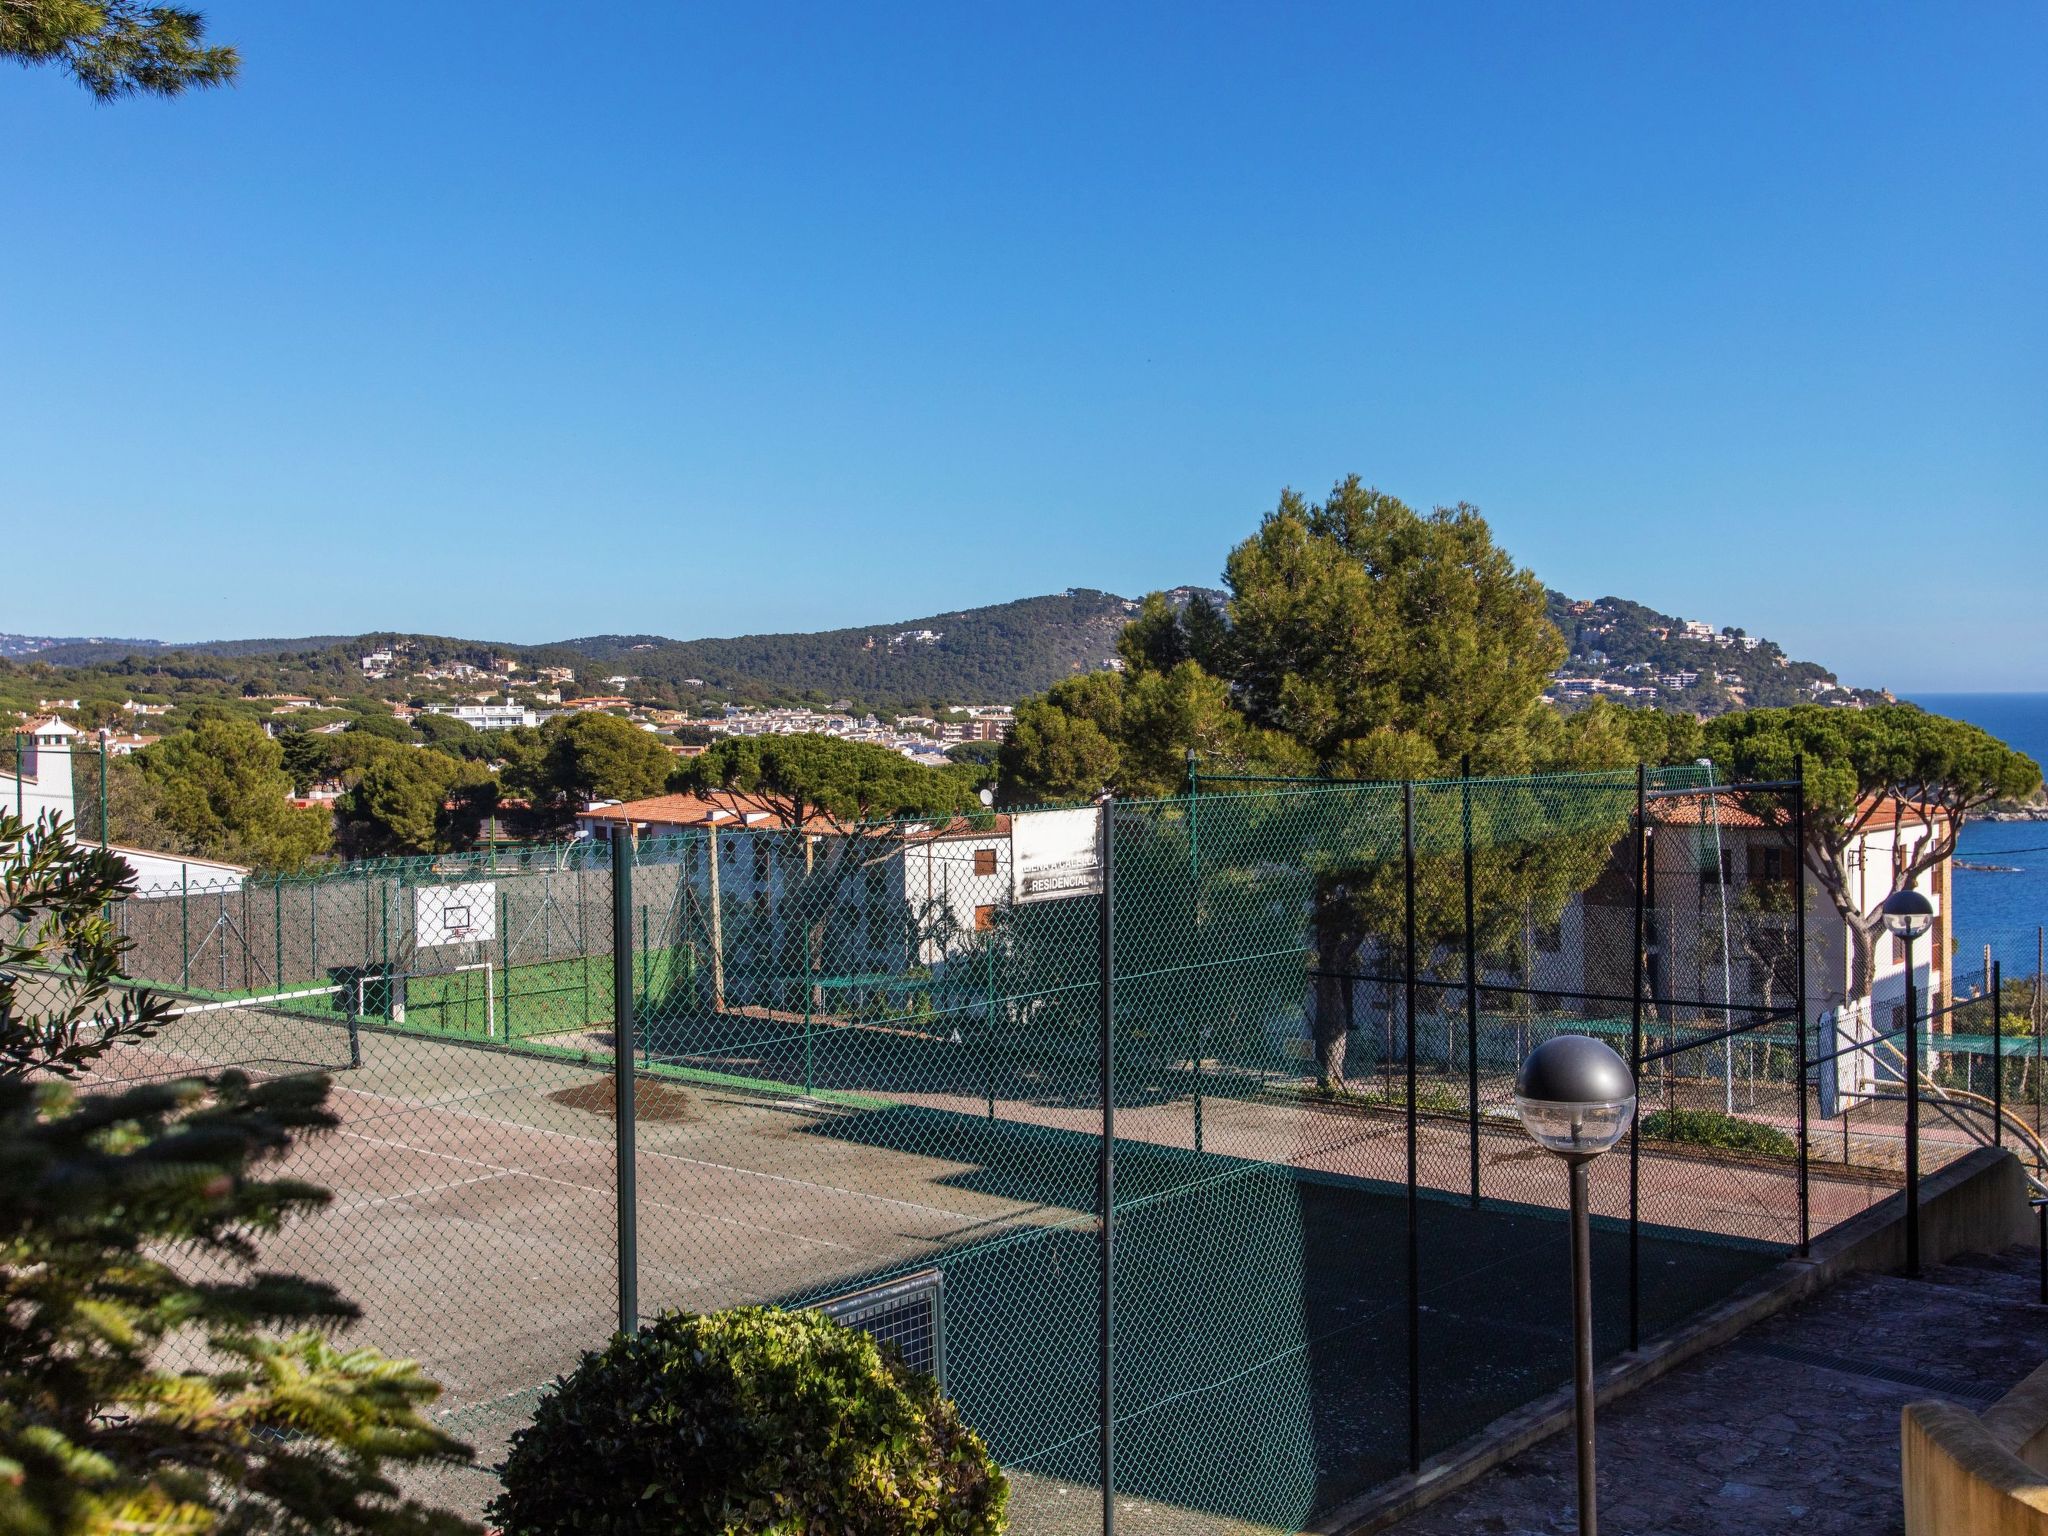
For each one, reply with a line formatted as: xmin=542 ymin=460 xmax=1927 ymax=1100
xmin=414 ymin=881 xmax=498 ymax=948
xmin=1011 ymin=807 xmax=1103 ymax=904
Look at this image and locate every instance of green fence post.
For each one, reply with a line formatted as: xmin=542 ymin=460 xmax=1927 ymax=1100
xmin=180 ymin=864 xmax=190 ymax=989
xmin=641 ymin=904 xmax=650 ymax=1000
xmin=580 ymin=864 xmax=592 ymax=1031
xmin=310 ymin=884 xmax=320 ymax=980
xmin=1462 ymin=755 xmax=1480 ymax=1208
xmin=610 ymin=830 xmax=638 ymax=1335
xmin=98 ymin=740 xmax=108 ymax=848
xmin=274 ymin=879 xmax=284 ymax=989
xmin=1187 ymin=752 xmax=1203 ymax=1156
xmin=985 ymin=931 xmax=997 ymax=1120
xmin=499 ymin=889 xmax=511 ymax=1039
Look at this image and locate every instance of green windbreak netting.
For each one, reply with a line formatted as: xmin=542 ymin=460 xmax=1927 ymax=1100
xmin=40 ymin=764 xmax=1828 ymax=1533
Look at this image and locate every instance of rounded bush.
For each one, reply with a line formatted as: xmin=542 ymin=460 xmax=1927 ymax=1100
xmin=1640 ymin=1106 xmax=1797 ymax=1157
xmin=491 ymin=1306 xmax=1008 ymax=1536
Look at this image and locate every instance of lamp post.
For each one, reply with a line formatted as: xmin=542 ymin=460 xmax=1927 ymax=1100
xmin=1883 ymin=885 xmax=1935 ymax=1276
xmin=1515 ymin=1035 xmax=1637 ymax=1536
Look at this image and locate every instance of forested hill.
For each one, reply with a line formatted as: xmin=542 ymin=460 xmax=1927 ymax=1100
xmin=4 ymin=590 xmax=1194 ymax=711
xmin=7 ymin=584 xmax=1876 ymax=714
xmin=549 ymin=588 xmax=1180 ymax=704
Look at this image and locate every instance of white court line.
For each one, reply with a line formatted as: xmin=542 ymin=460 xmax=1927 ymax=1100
xmin=334 ymin=1129 xmax=861 ymax=1255
xmin=325 ymin=1077 xmax=1037 ymax=1228
xmin=325 ymin=1169 xmax=516 ymax=1216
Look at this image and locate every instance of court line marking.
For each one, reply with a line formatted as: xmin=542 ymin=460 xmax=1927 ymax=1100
xmin=334 ymin=1128 xmax=864 ymax=1255
xmin=325 ymin=1078 xmax=1056 ymax=1228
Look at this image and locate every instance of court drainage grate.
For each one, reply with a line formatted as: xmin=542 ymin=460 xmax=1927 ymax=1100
xmin=1734 ymin=1340 xmax=2007 ymax=1404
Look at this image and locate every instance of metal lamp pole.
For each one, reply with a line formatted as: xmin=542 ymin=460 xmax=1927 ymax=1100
xmin=1904 ymin=929 xmax=1920 ymax=1276
xmin=1882 ymin=886 xmax=1935 ymax=1278
xmin=1515 ymin=1035 xmax=1637 ymax=1536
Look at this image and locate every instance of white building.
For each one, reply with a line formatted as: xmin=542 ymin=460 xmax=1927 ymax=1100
xmin=3 ymin=718 xmax=245 ymax=891
xmin=427 ymin=702 xmax=539 ymax=731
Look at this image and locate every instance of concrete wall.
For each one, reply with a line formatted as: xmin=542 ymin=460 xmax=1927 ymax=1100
xmin=1329 ymin=1146 xmax=2039 ymax=1535
xmin=1904 ymin=1361 xmax=2048 ymax=1535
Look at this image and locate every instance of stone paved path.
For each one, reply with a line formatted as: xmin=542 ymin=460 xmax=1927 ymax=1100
xmin=1383 ymin=1246 xmax=2048 ymax=1536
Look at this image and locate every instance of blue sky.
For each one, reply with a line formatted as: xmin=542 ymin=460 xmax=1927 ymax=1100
xmin=2 ymin=3 xmax=2041 ymax=690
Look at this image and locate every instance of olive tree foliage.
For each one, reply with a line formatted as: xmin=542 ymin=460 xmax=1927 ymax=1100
xmin=0 ymin=812 xmax=478 ymax=1536
xmin=1 ymin=0 xmax=238 ymax=99
xmin=1706 ymin=704 xmax=2041 ymax=1005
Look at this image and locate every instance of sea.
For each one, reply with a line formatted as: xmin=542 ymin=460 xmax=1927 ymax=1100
xmin=1907 ymin=692 xmax=2048 ymax=977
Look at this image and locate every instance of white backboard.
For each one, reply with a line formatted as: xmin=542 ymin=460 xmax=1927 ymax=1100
xmin=414 ymin=881 xmax=498 ymax=948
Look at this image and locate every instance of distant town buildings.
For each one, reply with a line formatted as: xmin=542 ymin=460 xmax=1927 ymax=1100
xmin=426 ymin=701 xmax=540 ymax=731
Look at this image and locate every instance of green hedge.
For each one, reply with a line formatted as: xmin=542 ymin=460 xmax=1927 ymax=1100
xmin=492 ymin=1306 xmax=1008 ymax=1536
xmin=1639 ymin=1107 xmax=1796 ymax=1158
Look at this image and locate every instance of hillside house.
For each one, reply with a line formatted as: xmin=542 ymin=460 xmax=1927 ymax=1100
xmin=576 ymin=792 xmax=1012 ymax=1002
xmin=3 ymin=718 xmax=246 ymax=892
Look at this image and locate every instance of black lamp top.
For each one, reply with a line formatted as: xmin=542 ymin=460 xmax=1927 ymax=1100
xmin=1881 ymin=887 xmax=1935 ymax=919
xmin=1515 ymin=1034 xmax=1635 ymax=1105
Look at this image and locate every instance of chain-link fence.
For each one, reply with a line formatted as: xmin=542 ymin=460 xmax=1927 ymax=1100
xmin=12 ymin=764 xmax=2001 ymax=1532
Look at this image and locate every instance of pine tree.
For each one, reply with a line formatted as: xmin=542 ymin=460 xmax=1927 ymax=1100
xmin=0 ymin=810 xmax=480 ymax=1536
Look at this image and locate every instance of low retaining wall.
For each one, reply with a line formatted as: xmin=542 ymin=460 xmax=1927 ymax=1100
xmin=1904 ymin=1356 xmax=2048 ymax=1534
xmin=1324 ymin=1145 xmax=2038 ymax=1535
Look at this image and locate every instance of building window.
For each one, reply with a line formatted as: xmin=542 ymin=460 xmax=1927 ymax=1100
xmin=974 ymin=904 xmax=995 ymax=932
xmin=974 ymin=848 xmax=997 ymax=877
xmin=753 ymin=841 xmax=770 ymax=882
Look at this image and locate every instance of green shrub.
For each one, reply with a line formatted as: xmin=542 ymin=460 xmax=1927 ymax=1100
xmin=492 ymin=1307 xmax=1009 ymax=1536
xmin=1639 ymin=1106 xmax=1797 ymax=1157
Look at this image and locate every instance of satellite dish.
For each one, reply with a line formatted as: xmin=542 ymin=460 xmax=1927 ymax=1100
xmin=978 ymin=787 xmax=995 ymax=807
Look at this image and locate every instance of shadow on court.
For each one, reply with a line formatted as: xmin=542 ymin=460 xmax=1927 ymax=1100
xmin=792 ymin=1102 xmax=1781 ymax=1532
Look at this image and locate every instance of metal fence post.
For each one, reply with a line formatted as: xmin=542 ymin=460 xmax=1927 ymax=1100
xmin=1628 ymin=764 xmax=1646 ymax=1350
xmin=1404 ymin=780 xmax=1421 ymax=1473
xmin=1188 ymin=753 xmax=1204 ymax=1156
xmin=1794 ymin=775 xmax=1810 ymax=1256
xmin=1462 ymin=756 xmax=1479 ymax=1208
xmin=1994 ymin=961 xmax=2004 ymax=1148
xmin=180 ymin=864 xmax=191 ymax=989
xmin=1097 ymin=796 xmax=1117 ymax=1536
xmin=1906 ymin=937 xmax=1922 ymax=1277
xmin=98 ymin=740 xmax=108 ymax=848
xmin=612 ymin=831 xmax=639 ymax=1336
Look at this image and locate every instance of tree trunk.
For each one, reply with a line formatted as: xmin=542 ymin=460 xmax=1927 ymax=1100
xmin=1311 ymin=910 xmax=1365 ymax=1090
xmin=1311 ymin=963 xmax=1351 ymax=1089
xmin=1847 ymin=916 xmax=1882 ymax=1012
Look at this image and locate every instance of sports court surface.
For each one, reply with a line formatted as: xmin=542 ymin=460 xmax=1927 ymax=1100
xmin=85 ymin=1001 xmax=1914 ymax=1533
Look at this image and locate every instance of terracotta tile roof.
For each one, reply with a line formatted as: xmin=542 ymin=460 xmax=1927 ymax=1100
xmin=575 ymin=790 xmax=845 ymax=833
xmin=1647 ymin=797 xmax=1771 ymax=830
xmin=1648 ymin=793 xmax=1952 ymax=836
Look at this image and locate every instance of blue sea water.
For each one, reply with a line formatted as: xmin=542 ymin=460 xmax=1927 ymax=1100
xmin=1908 ymin=693 xmax=2048 ymax=974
